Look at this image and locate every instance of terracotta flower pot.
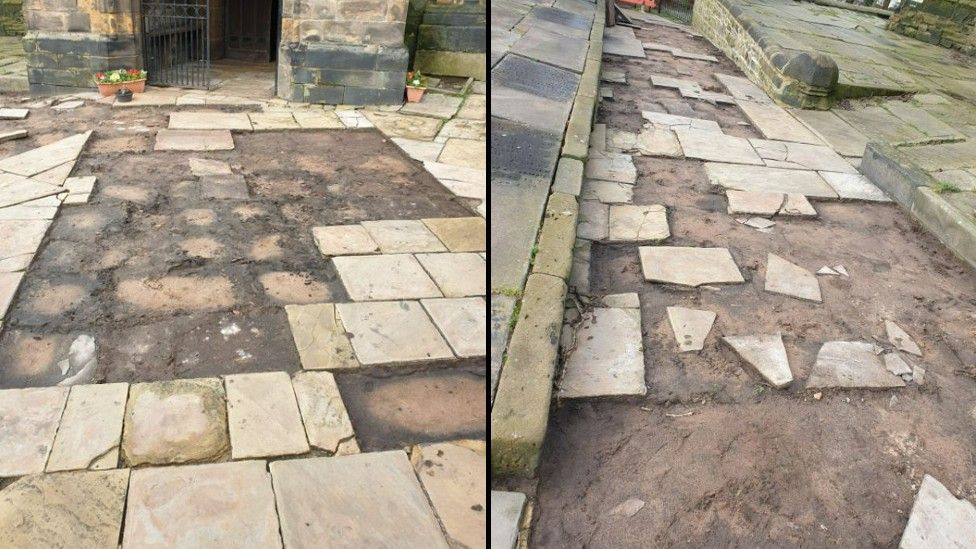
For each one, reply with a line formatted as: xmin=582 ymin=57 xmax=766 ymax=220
xmin=406 ymin=85 xmax=426 ymax=103
xmin=97 ymin=79 xmax=146 ymax=97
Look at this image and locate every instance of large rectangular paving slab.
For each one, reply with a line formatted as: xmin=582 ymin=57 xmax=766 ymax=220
xmin=704 ymin=163 xmax=839 ymax=198
xmin=0 ymin=131 xmax=91 ymax=177
xmin=714 ymin=73 xmax=773 ymax=104
xmin=169 ymin=111 xmax=253 ymax=130
xmin=639 ymin=246 xmax=744 ymax=287
xmin=882 ymin=101 xmax=964 ymax=140
xmin=414 ymin=252 xmax=485 ymax=297
xmin=603 ymin=25 xmax=647 ymax=57
xmin=333 ymin=254 xmax=442 ymax=301
xmin=225 ymin=372 xmax=310 ymax=459
xmin=835 ymin=106 xmax=926 ymax=144
xmin=559 ymin=307 xmax=646 ymax=398
xmin=737 ymin=101 xmax=822 ymax=144
xmin=900 ymin=474 xmax=976 ymax=548
xmin=750 ymin=139 xmax=857 ymax=173
xmin=336 ymin=301 xmax=454 ymax=365
xmin=360 ymin=219 xmax=446 ymax=254
xmin=511 ymin=26 xmax=587 ymax=73
xmin=789 ymin=108 xmax=870 ymax=157
xmin=675 ymin=129 xmax=763 ymax=165
xmin=270 ymin=451 xmax=449 ymax=548
xmin=422 ymin=297 xmax=487 ymax=357
xmin=491 ymin=55 xmax=579 ymax=135
xmin=123 ymin=461 xmax=282 ymax=548
xmin=155 ymin=129 xmax=235 ymax=151
xmin=0 ymin=386 xmax=69 ymax=476
xmin=899 ymin=139 xmax=976 ymax=171
xmin=47 ymin=383 xmax=128 ymax=472
xmin=411 ymin=441 xmax=486 ymax=549
xmin=807 ymin=341 xmax=905 ymax=389
xmin=0 ymin=174 xmax=63 ymax=209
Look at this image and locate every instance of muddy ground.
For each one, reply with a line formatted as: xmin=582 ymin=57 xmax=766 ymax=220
xmin=521 ymin=20 xmax=976 ymax=548
xmin=0 ymin=96 xmax=485 ymax=444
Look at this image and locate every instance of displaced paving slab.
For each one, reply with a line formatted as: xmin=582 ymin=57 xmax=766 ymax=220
xmin=336 ymin=301 xmax=454 ymax=365
xmin=726 ymin=190 xmax=784 ymax=216
xmin=638 ymin=246 xmax=744 ymax=287
xmin=885 ymin=320 xmax=922 ymax=356
xmin=737 ymin=102 xmax=822 ymax=144
xmin=704 ymin=163 xmax=839 ymax=198
xmin=154 ymin=129 xmax=235 ymax=151
xmin=0 ymin=131 xmax=91 ymax=177
xmin=491 ymin=490 xmax=527 ymax=549
xmin=46 ymin=383 xmax=128 ymax=472
xmin=819 ymin=172 xmax=891 ymax=202
xmin=169 ymin=111 xmax=252 ymax=130
xmin=225 ymin=371 xmax=310 ymax=459
xmin=291 ymin=371 xmax=358 ymax=455
xmin=270 ymin=451 xmax=449 ymax=548
xmin=311 ymin=225 xmax=381 ymax=257
xmin=0 ymin=386 xmax=68 ymax=476
xmin=284 ymin=303 xmax=360 ymax=371
xmin=674 ymin=129 xmax=763 ymax=165
xmin=666 ymin=306 xmax=716 ymax=352
xmin=608 ymin=204 xmax=670 ymax=242
xmin=559 ymin=307 xmax=646 ymax=399
xmin=603 ymin=25 xmax=646 ymax=57
xmin=764 ymin=253 xmax=822 ymax=303
xmin=750 ymin=139 xmax=857 ymax=173
xmin=807 ymin=341 xmax=905 ymax=389
xmin=713 ymin=73 xmax=773 ymax=104
xmin=899 ymin=474 xmax=976 ymax=549
xmin=722 ymin=333 xmax=793 ymax=388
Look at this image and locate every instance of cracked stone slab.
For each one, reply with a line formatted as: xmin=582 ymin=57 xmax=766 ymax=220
xmin=121 ymin=378 xmax=229 ymax=466
xmin=437 ymin=138 xmax=486 ymax=170
xmin=292 ymin=110 xmax=344 ymax=129
xmin=291 ymin=371 xmax=359 ymax=455
xmin=226 ymin=372 xmax=310 ymax=459
xmin=608 ymin=204 xmax=669 ymax=242
xmin=667 ymin=306 xmax=716 ymax=352
xmin=764 ymin=253 xmax=822 ymax=302
xmin=363 ymin=111 xmax=443 ymax=140
xmin=581 ymin=179 xmax=634 ymax=203
xmin=675 ymin=129 xmax=763 ymax=165
xmin=46 ymin=383 xmax=128 ymax=472
xmin=726 ymin=190 xmax=784 ymax=216
xmin=123 ymin=461 xmax=282 ymax=548
xmin=360 ymin=219 xmax=447 ymax=254
xmin=559 ymin=307 xmax=646 ymax=398
xmin=884 ymin=353 xmax=914 ymax=376
xmin=704 ymin=163 xmax=838 ymax=198
xmin=637 ymin=127 xmax=683 ymax=157
xmin=311 ymin=225 xmax=380 ymax=257
xmin=780 ymin=194 xmax=818 ymax=216
xmin=284 ymin=303 xmax=359 ymax=370
xmin=641 ymin=111 xmax=721 ymax=132
xmin=422 ymin=297 xmax=486 ymax=357
xmin=271 ymin=451 xmax=449 ymax=547
xmin=722 ymin=333 xmax=793 ymax=388
xmin=0 ymin=469 xmax=129 ymax=547
xmin=333 ymin=254 xmax=442 ymax=301
xmin=737 ymin=101 xmax=822 ymax=144
xmin=886 ymin=320 xmax=922 ymax=356
xmin=577 ymin=200 xmax=608 ymax=241
xmin=336 ymin=301 xmax=454 ymax=365
xmin=607 ymin=129 xmax=638 ymax=152
xmin=424 ymin=161 xmax=486 ymax=201
xmin=713 ymin=73 xmax=773 ymax=104
xmin=62 ymin=175 xmax=96 ymax=204
xmin=0 ymin=386 xmax=69 ymax=476
xmin=411 ymin=441 xmax=486 ymax=549
xmin=0 ymin=174 xmax=63 ymax=209
xmin=819 ymin=171 xmax=891 ymax=201
xmin=169 ymin=111 xmax=252 ymax=130
xmin=0 ymin=218 xmax=51 ymax=261
xmin=807 ymin=341 xmax=905 ymax=389
xmin=154 ymin=129 xmax=235 ymax=151
xmin=584 ymin=154 xmax=637 ymax=184
xmin=0 ymin=271 xmax=24 ymax=320
xmin=750 ymin=139 xmax=857 ymax=173
xmin=0 ymin=131 xmax=91 ymax=177
xmin=639 ymin=246 xmax=744 ymax=287
xmin=900 ymin=475 xmax=976 ymax=548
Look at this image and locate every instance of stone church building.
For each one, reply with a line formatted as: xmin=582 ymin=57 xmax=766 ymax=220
xmin=19 ymin=0 xmax=484 ymax=103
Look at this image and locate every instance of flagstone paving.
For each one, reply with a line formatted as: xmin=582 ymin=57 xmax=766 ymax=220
xmin=666 ymin=306 xmax=716 ymax=352
xmin=764 ymin=253 xmax=822 ymax=303
xmin=639 ymin=246 xmax=745 ymax=287
xmin=722 ymin=333 xmax=793 ymax=388
xmin=807 ymin=341 xmax=905 ymax=389
xmin=559 ymin=307 xmax=646 ymax=399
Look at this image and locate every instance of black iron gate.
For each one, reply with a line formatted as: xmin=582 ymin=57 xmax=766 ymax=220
xmin=657 ymin=0 xmax=694 ymax=24
xmin=142 ymin=0 xmax=211 ymax=89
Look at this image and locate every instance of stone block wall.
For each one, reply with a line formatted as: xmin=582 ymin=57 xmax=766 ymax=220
xmin=412 ymin=0 xmax=485 ymax=80
xmin=888 ymin=0 xmax=976 ymax=54
xmin=277 ymin=0 xmax=410 ymax=104
xmin=1 ymin=0 xmax=25 ymax=36
xmin=22 ymin=0 xmax=138 ymax=94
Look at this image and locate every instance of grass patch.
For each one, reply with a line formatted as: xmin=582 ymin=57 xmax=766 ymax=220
xmin=933 ymin=181 xmax=962 ymax=194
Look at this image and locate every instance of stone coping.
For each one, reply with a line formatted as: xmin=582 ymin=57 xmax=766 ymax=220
xmin=490 ymin=0 xmax=604 ymax=478
xmin=861 ymin=142 xmax=976 ymax=270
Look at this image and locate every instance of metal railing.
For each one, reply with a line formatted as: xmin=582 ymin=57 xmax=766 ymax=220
xmin=657 ymin=0 xmax=694 ymax=23
xmin=142 ymin=0 xmax=211 ymax=89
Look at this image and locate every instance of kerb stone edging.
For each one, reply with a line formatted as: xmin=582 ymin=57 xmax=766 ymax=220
xmin=490 ymin=0 xmax=604 ymax=478
xmin=861 ymin=142 xmax=976 ymax=270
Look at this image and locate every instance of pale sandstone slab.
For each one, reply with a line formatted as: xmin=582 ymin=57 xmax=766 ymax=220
xmin=781 ymin=193 xmax=818 ymax=216
xmin=0 ymin=469 xmax=129 ymax=547
xmin=750 ymin=139 xmax=857 ymax=173
xmin=0 ymin=271 xmax=24 ymax=319
xmin=0 ymin=108 xmax=29 ymax=119
xmin=422 ymin=216 xmax=485 ymax=252
xmin=291 ymin=371 xmax=359 ymax=455
xmin=726 ymin=189 xmax=783 ymax=215
xmin=0 ymin=218 xmax=50 ymax=260
xmin=225 ymin=372 xmax=309 ymax=459
xmin=457 ymin=94 xmax=485 ymax=119
xmin=438 ymin=118 xmax=486 ymax=140
xmin=704 ymin=163 xmax=838 ymax=198
xmin=764 ymin=253 xmax=822 ymax=302
xmin=491 ymin=491 xmax=527 ymax=549
xmin=636 ymin=127 xmax=683 ymax=157
xmin=886 ymin=320 xmax=922 ymax=356
xmin=416 ymin=252 xmax=486 ymax=297
xmin=789 ymin=107 xmax=870 ymax=157
xmin=674 ymin=129 xmax=763 ymax=165
xmin=123 ymin=461 xmax=282 ymax=549
xmin=607 ymin=129 xmax=638 ymax=151
xmin=364 ymin=111 xmax=443 ymax=139
xmin=361 ymin=219 xmax=446 ymax=253
xmin=667 ymin=306 xmax=716 ymax=352
xmin=422 ymin=297 xmax=487 ymax=357
xmin=584 ymin=154 xmax=637 ymax=184
xmin=559 ymin=307 xmax=646 ymax=398
xmin=188 ymin=157 xmax=232 ymax=176
xmin=336 ymin=110 xmax=373 ymax=128
xmin=601 ymin=292 xmax=640 ymax=308
xmin=608 ymin=204 xmax=669 ymax=242
xmin=284 ymin=303 xmax=360 ymax=370
xmin=0 ymin=131 xmax=91 ymax=176
xmin=391 ymin=137 xmax=445 ymax=162
xmin=271 ymin=451 xmax=448 ymax=548
xmin=154 ymin=129 xmax=235 ymax=151
xmin=0 ymin=386 xmax=69 ymax=476
xmin=884 ymin=353 xmax=913 ymax=376
xmin=248 ymin=111 xmax=299 ymax=130
xmin=333 ymin=254 xmax=442 ymax=301
xmin=0 ymin=174 xmax=63 ymax=208
xmin=311 ymin=225 xmax=380 ymax=256
xmin=61 ymin=175 xmax=96 ymax=204
xmin=32 ymin=160 xmax=75 ymax=186
xmin=411 ymin=441 xmax=486 ymax=548
xmin=639 ymin=246 xmax=744 ymax=287
xmin=722 ymin=333 xmax=793 ymax=388
xmin=47 ymin=383 xmax=128 ymax=472
xmin=737 ymin=101 xmax=822 ymax=144
xmin=807 ymin=341 xmax=905 ymax=389
xmin=900 ymin=475 xmax=976 ymax=549
xmin=423 ymin=160 xmax=486 ymax=200
xmin=581 ymin=178 xmax=634 ymax=203
xmin=169 ymin=111 xmax=252 ymax=130
xmin=819 ymin=171 xmax=891 ymax=202
xmin=399 ymin=93 xmax=463 ymax=119
xmin=641 ymin=111 xmax=722 ymax=132
xmin=713 ymin=73 xmax=773 ymax=104
xmin=336 ymin=301 xmax=454 ymax=365
xmin=121 ymin=378 xmax=229 ymax=466
xmin=438 ymin=138 xmax=485 ymax=170
xmin=578 ymin=200 xmax=609 ymax=241
xmin=292 ymin=110 xmax=344 ymax=129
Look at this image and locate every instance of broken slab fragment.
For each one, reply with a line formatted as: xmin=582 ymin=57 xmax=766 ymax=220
xmin=764 ymin=253 xmax=822 ymax=302
xmin=558 ymin=307 xmax=646 ymax=399
xmin=722 ymin=333 xmax=793 ymax=388
xmin=726 ymin=190 xmax=784 ymax=216
xmin=46 ymin=383 xmax=128 ymax=472
xmin=675 ymin=129 xmax=764 ymax=165
xmin=639 ymin=246 xmax=744 ymax=287
xmin=491 ymin=490 xmax=527 ymax=549
xmin=225 ymin=371 xmax=310 ymax=459
xmin=601 ymin=292 xmax=640 ymax=308
xmin=900 ymin=475 xmax=976 ymax=549
xmin=885 ymin=320 xmax=922 ymax=356
xmin=291 ymin=371 xmax=359 ymax=455
xmin=608 ymin=204 xmax=669 ymax=242
xmin=817 ymin=266 xmax=840 ymax=276
xmin=744 ymin=217 xmax=775 ymax=230
xmin=705 ymin=163 xmax=838 ymax=198
xmin=884 ymin=353 xmax=913 ymax=376
xmin=666 ymin=306 xmax=716 ymax=352
xmin=819 ymin=171 xmax=890 ymax=202
xmin=780 ymin=194 xmax=817 ymax=216
xmin=807 ymin=341 xmax=905 ymax=389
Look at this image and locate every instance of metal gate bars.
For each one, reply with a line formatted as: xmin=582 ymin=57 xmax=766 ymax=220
xmin=142 ymin=0 xmax=211 ymax=89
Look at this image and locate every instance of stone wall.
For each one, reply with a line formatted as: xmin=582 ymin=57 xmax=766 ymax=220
xmin=277 ymin=0 xmax=410 ymax=104
xmin=412 ymin=0 xmax=485 ymax=80
xmin=888 ymin=0 xmax=976 ymax=54
xmin=1 ymin=0 xmax=24 ymax=36
xmin=22 ymin=0 xmax=139 ymax=94
xmin=692 ymin=0 xmax=838 ymax=109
